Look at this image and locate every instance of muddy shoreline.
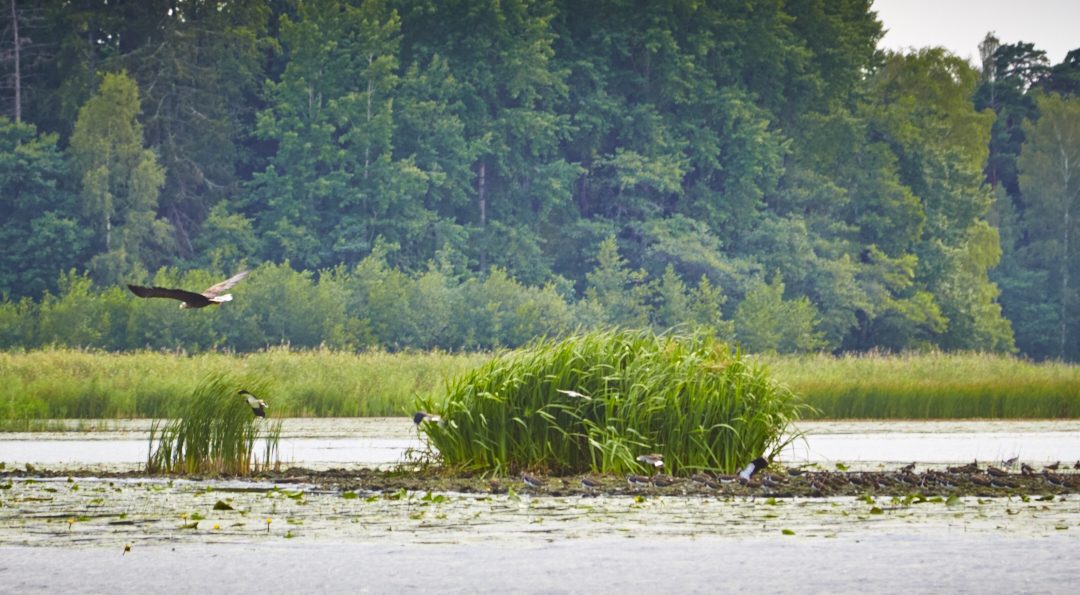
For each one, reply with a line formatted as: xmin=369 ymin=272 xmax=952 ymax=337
xmin=5 ymin=463 xmax=1079 ymax=498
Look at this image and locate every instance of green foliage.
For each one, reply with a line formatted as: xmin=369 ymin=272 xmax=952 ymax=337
xmin=414 ymin=330 xmax=807 ymax=475
xmin=146 ymin=374 xmax=282 ymax=475
xmin=0 ymin=118 xmax=88 ymax=299
xmin=766 ymin=351 xmax=1080 ymax=419
xmin=3 ymin=348 xmax=1078 ymax=423
xmin=735 ymin=275 xmax=826 ymax=354
xmin=7 ymin=1 xmax=1078 ymax=360
xmin=1015 ymin=93 xmax=1080 ymax=359
xmin=0 ymin=348 xmax=488 ymax=422
xmin=69 ymin=71 xmax=170 ymax=285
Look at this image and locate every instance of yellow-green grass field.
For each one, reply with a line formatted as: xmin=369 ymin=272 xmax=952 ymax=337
xmin=2 ymin=348 xmax=1078 ymax=427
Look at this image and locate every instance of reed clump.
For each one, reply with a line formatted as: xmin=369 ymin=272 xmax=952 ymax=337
xmin=146 ymin=375 xmax=282 ymax=475
xmin=414 ymin=330 xmax=807 ymax=475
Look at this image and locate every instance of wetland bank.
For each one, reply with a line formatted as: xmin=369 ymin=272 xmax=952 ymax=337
xmin=4 ymin=345 xmax=1080 ymax=592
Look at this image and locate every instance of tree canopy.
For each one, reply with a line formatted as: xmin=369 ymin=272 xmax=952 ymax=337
xmin=0 ymin=1 xmax=1077 ymax=358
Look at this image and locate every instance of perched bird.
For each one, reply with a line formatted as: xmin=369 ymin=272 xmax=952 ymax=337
xmin=127 ymin=271 xmax=250 ymax=309
xmin=738 ymin=457 xmax=768 ymax=481
xmin=986 ymin=465 xmax=1010 ymax=477
xmin=239 ymin=390 xmax=268 ymax=418
xmin=1074 ymin=460 xmax=1080 ymax=470
xmin=899 ymin=462 xmax=916 ymax=473
xmin=626 ymin=474 xmax=651 ymax=486
xmin=556 ymin=389 xmax=591 ymax=400
xmin=1021 ymin=463 xmax=1036 ymax=475
xmin=412 ymin=411 xmax=442 ymax=425
xmin=521 ymin=472 xmax=544 ymax=489
xmin=1044 ymin=461 xmax=1061 ymax=471
xmin=123 ymin=543 xmax=131 ymax=556
xmin=636 ymin=453 xmax=664 ymax=469
xmin=1001 ymin=456 xmax=1019 ymax=468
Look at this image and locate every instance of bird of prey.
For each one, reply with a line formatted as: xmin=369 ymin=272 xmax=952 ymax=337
xmin=127 ymin=271 xmax=250 ymax=309
xmin=239 ymin=390 xmax=268 ymax=418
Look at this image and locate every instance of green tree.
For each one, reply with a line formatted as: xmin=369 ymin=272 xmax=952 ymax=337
xmin=68 ymin=71 xmax=170 ymax=285
xmin=1017 ymin=93 xmax=1080 ymax=359
xmin=0 ymin=118 xmax=87 ymax=298
xmin=734 ymin=274 xmax=826 ymax=353
xmin=580 ymin=236 xmax=652 ymax=327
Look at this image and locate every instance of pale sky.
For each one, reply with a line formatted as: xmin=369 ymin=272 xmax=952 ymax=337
xmin=873 ymin=0 xmax=1079 ymax=65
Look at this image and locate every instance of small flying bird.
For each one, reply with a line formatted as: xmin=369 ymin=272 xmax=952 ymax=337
xmin=521 ymin=472 xmax=545 ymax=489
xmin=412 ymin=411 xmax=442 ymax=425
xmin=127 ymin=270 xmax=250 ymax=309
xmin=738 ymin=457 xmax=768 ymax=481
xmin=556 ymin=389 xmax=591 ymax=400
xmin=1001 ymin=456 xmax=1019 ymax=468
xmin=239 ymin=390 xmax=268 ymax=418
xmin=636 ymin=453 xmax=664 ymax=469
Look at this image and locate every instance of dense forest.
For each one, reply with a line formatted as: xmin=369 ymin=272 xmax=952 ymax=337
xmin=0 ymin=1 xmax=1078 ymax=358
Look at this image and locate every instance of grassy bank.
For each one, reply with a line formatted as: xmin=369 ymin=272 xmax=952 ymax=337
xmin=1 ymin=348 xmax=1079 ymax=425
xmin=0 ymin=347 xmax=487 ymax=424
xmin=759 ymin=351 xmax=1080 ymax=418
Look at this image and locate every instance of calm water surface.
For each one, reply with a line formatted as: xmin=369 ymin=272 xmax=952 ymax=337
xmin=1 ymin=418 xmax=1078 ymax=469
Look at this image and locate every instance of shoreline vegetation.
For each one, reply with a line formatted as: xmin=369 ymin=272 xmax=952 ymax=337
xmin=2 ymin=347 xmax=1079 ymax=428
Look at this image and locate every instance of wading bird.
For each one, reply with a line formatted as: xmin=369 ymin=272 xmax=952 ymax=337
xmin=239 ymin=390 xmax=268 ymax=418
xmin=738 ymin=457 xmax=768 ymax=481
xmin=412 ymin=412 xmax=442 ymax=425
xmin=127 ymin=271 xmax=250 ymax=309
xmin=521 ymin=472 xmax=544 ymax=489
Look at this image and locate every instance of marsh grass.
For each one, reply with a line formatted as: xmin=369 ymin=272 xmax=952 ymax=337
xmin=2 ymin=347 xmax=1080 ymax=426
xmin=0 ymin=347 xmax=487 ymax=422
xmin=761 ymin=351 xmax=1080 ymax=418
xmin=146 ymin=375 xmax=282 ymax=475
xmin=413 ymin=330 xmax=808 ymax=475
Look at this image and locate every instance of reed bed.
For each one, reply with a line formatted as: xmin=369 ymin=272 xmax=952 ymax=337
xmin=0 ymin=347 xmax=487 ymax=421
xmin=146 ymin=374 xmax=282 ymax=475
xmin=759 ymin=351 xmax=1080 ymax=419
xmin=413 ymin=330 xmax=806 ymax=475
xmin=2 ymin=348 xmax=1079 ymax=425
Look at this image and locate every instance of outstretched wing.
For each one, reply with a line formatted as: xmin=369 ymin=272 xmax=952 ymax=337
xmin=201 ymin=270 xmax=250 ymax=297
xmin=128 ymin=285 xmax=208 ymax=303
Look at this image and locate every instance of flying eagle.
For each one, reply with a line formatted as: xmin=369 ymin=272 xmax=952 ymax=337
xmin=127 ymin=271 xmax=249 ymax=309
xmin=239 ymin=390 xmax=268 ymax=418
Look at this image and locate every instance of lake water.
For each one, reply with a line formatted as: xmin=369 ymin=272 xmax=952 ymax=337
xmin=1 ymin=418 xmax=1078 ymax=470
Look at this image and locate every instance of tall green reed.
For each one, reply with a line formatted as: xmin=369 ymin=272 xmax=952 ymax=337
xmin=146 ymin=374 xmax=281 ymax=475
xmin=414 ymin=330 xmax=809 ymax=475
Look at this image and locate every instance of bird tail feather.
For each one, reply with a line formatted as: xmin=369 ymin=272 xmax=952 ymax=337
xmin=210 ymin=294 xmax=233 ymax=303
